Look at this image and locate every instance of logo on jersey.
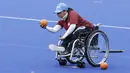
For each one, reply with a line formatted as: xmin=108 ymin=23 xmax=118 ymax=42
xmin=68 ymin=22 xmax=70 ymax=26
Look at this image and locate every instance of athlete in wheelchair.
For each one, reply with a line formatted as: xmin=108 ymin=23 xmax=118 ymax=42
xmin=40 ymin=3 xmax=110 ymax=68
xmin=49 ymin=25 xmax=109 ymax=68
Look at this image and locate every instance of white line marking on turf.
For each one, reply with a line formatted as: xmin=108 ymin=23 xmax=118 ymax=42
xmin=0 ymin=15 xmax=130 ymax=30
xmin=101 ymin=25 xmax=130 ymax=30
xmin=0 ymin=16 xmax=57 ymax=22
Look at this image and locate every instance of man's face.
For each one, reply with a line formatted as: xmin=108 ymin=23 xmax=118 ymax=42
xmin=57 ymin=10 xmax=67 ymax=18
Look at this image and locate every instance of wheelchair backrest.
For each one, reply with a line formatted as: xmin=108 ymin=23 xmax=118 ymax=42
xmin=94 ymin=26 xmax=99 ymax=30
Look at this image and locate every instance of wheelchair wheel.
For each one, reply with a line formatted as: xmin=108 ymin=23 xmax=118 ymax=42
xmin=66 ymin=39 xmax=85 ymax=64
xmin=58 ymin=58 xmax=67 ymax=66
xmin=85 ymin=30 xmax=109 ymax=67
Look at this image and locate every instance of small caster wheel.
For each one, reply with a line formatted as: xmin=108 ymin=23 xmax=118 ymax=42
xmin=58 ymin=59 xmax=67 ymax=66
xmin=77 ymin=61 xmax=85 ymax=68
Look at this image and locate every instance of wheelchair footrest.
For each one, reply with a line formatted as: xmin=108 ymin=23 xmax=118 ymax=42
xmin=57 ymin=54 xmax=71 ymax=57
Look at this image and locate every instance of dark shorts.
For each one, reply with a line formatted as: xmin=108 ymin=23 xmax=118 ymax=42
xmin=61 ymin=27 xmax=92 ymax=51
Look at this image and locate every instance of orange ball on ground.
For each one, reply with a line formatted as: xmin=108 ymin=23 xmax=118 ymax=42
xmin=100 ymin=62 xmax=108 ymax=70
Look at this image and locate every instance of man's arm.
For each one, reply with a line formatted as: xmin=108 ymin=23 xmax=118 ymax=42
xmin=62 ymin=24 xmax=76 ymax=39
xmin=46 ymin=24 xmax=62 ymax=33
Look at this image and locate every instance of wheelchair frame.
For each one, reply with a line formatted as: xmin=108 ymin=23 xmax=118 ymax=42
xmin=55 ymin=25 xmax=110 ymax=67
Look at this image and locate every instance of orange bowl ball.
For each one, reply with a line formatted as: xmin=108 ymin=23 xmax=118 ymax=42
xmin=40 ymin=19 xmax=48 ymax=27
xmin=100 ymin=62 xmax=108 ymax=70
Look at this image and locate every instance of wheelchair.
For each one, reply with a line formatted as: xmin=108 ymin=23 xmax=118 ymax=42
xmin=55 ymin=24 xmax=110 ymax=68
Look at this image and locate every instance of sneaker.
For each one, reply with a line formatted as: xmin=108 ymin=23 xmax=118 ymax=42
xmin=49 ymin=44 xmax=65 ymax=52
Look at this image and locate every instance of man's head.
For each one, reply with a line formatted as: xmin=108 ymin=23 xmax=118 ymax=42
xmin=54 ymin=3 xmax=68 ymax=18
